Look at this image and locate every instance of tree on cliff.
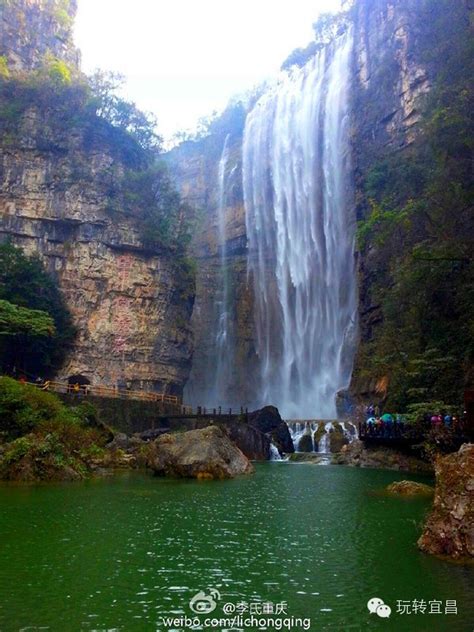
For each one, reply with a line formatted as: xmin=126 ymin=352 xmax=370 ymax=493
xmin=0 ymin=67 xmax=194 ymax=254
xmin=0 ymin=300 xmax=55 ymax=338
xmin=0 ymin=244 xmax=75 ymax=377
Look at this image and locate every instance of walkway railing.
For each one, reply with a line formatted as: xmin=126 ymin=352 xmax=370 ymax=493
xmin=26 ymin=380 xmax=179 ymax=405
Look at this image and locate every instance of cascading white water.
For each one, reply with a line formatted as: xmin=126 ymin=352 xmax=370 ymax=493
xmin=213 ymin=134 xmax=233 ymax=403
xmin=269 ymin=442 xmax=282 ymax=461
xmin=243 ymin=30 xmax=357 ymax=419
xmin=318 ymin=422 xmax=334 ymax=454
xmin=286 ymin=420 xmax=358 ymax=454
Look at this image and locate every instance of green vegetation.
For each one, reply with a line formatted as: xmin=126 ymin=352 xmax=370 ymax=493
xmin=0 ymin=66 xmax=194 ymax=256
xmin=0 ymin=299 xmax=55 ymax=337
xmin=107 ymin=162 xmax=193 ymax=252
xmin=43 ymin=54 xmax=72 ymax=85
xmin=0 ymin=377 xmax=109 ymax=481
xmin=0 ymin=56 xmax=9 ymax=79
xmin=0 ymin=243 xmax=75 ymax=378
xmin=87 ymin=70 xmax=162 ymax=157
xmin=355 ymin=0 xmax=473 ymax=412
xmin=53 ymin=0 xmax=73 ymax=31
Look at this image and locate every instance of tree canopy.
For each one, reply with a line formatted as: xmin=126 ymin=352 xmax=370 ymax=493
xmin=0 ymin=243 xmax=75 ymax=377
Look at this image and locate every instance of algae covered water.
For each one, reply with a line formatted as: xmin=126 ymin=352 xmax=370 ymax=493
xmin=0 ymin=464 xmax=473 ymax=631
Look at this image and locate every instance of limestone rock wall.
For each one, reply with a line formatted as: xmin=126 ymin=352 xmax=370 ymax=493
xmin=0 ymin=108 xmax=194 ymax=393
xmin=167 ymin=133 xmax=258 ymax=409
xmin=0 ymin=0 xmax=194 ymax=395
xmin=0 ymin=0 xmax=80 ymax=72
xmin=349 ymin=0 xmax=437 ymax=404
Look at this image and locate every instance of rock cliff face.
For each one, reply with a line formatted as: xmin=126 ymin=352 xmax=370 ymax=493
xmin=418 ymin=444 xmax=474 ymax=560
xmin=167 ymin=128 xmax=257 ymax=408
xmin=0 ymin=1 xmax=194 ymax=395
xmin=0 ymin=0 xmax=80 ymax=72
xmin=349 ymin=0 xmax=431 ymax=403
xmin=168 ymin=0 xmax=435 ymax=411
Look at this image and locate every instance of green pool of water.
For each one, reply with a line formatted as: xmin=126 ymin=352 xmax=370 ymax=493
xmin=0 ymin=463 xmax=472 ymax=631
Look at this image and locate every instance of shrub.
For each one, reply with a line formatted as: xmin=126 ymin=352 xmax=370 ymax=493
xmin=0 ymin=56 xmax=9 ymax=79
xmin=0 ymin=377 xmax=63 ymax=440
xmin=0 ymin=380 xmax=109 ymax=481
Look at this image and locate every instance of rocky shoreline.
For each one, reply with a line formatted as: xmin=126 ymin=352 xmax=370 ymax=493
xmin=332 ymin=439 xmax=434 ymax=474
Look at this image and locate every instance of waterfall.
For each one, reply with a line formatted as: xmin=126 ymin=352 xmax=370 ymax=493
xmin=213 ymin=134 xmax=233 ymax=404
xmin=318 ymin=422 xmax=334 ymax=454
xmin=243 ymin=29 xmax=357 ymax=419
xmin=269 ymin=442 xmax=283 ymax=461
xmin=286 ymin=420 xmax=358 ymax=454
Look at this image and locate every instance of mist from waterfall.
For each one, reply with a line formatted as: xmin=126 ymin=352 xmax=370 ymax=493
xmin=243 ymin=30 xmax=357 ymax=419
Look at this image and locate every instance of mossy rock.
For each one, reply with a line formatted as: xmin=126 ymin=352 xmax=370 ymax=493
xmin=297 ymin=433 xmax=314 ymax=453
xmin=386 ymin=480 xmax=434 ymax=496
xmin=314 ymin=422 xmax=326 ymax=444
xmin=329 ymin=431 xmax=349 ymax=453
xmin=288 ymin=452 xmax=325 ymax=463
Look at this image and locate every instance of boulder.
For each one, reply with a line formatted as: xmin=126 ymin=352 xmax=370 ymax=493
xmin=385 ymin=480 xmax=434 ymax=496
xmin=247 ymin=406 xmax=294 ymax=454
xmin=226 ymin=422 xmax=271 ymax=460
xmin=146 ymin=425 xmax=254 ymax=479
xmin=106 ymin=433 xmax=131 ymax=450
xmin=288 ymin=452 xmax=326 ymax=463
xmin=418 ymin=443 xmax=474 ymax=560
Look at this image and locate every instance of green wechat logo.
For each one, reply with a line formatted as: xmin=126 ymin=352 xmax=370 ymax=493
xmin=189 ymin=589 xmax=221 ymax=614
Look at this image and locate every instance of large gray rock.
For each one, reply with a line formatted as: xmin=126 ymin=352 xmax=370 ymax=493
xmin=146 ymin=425 xmax=254 ymax=479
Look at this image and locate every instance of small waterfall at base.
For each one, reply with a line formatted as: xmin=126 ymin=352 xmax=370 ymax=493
xmin=243 ymin=29 xmax=357 ymax=419
xmin=286 ymin=420 xmax=358 ymax=455
xmin=318 ymin=422 xmax=333 ymax=454
xmin=269 ymin=443 xmax=283 ymax=461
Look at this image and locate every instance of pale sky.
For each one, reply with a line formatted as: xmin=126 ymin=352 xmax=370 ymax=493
xmin=74 ymin=0 xmax=341 ymax=141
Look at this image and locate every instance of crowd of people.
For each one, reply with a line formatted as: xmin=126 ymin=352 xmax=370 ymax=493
xmin=360 ymin=403 xmax=466 ymax=438
xmin=360 ymin=405 xmax=406 ymax=437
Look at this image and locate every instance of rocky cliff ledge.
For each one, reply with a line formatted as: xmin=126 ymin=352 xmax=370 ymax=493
xmin=0 ymin=110 xmax=194 ymax=393
xmin=418 ymin=444 xmax=474 ymax=560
